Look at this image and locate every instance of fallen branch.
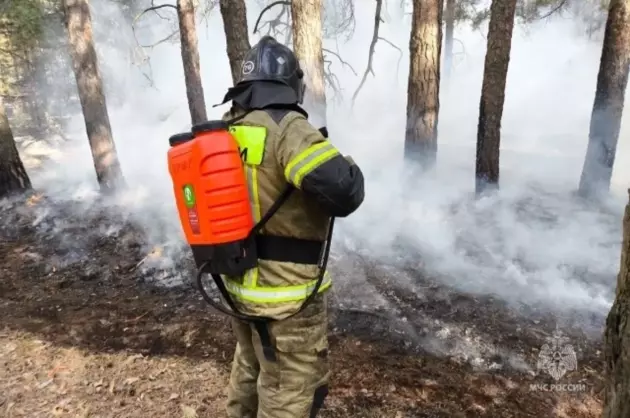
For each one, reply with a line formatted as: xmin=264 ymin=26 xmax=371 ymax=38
xmin=351 ymin=0 xmax=384 ymax=107
xmin=126 ymin=311 xmax=150 ymax=323
xmin=253 ymin=0 xmax=291 ymax=34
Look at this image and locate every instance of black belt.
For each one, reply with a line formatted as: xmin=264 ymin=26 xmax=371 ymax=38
xmin=250 ymin=234 xmax=324 ymax=363
xmin=255 ymin=234 xmax=324 ymax=265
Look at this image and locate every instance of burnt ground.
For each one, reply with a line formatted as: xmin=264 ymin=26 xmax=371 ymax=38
xmin=0 ymin=192 xmax=607 ymax=417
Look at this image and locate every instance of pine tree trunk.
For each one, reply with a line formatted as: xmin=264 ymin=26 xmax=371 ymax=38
xmin=219 ymin=0 xmax=251 ymax=85
xmin=291 ymin=0 xmax=327 ymax=127
xmin=603 ymin=190 xmax=630 ymax=418
xmin=444 ymin=0 xmax=456 ymax=81
xmin=474 ymin=0 xmax=517 ymax=194
xmin=0 ymin=97 xmax=32 ymax=199
xmin=404 ymin=0 xmax=444 ymax=170
xmin=578 ymin=0 xmax=630 ymax=198
xmin=24 ymin=49 xmax=47 ymax=137
xmin=62 ymin=0 xmax=124 ymax=192
xmin=177 ymin=0 xmax=207 ymax=126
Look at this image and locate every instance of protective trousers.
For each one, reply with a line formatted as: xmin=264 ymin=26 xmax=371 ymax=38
xmin=226 ymin=295 xmax=330 ymax=418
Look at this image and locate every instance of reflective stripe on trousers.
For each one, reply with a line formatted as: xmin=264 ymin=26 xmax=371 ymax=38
xmin=224 ymin=272 xmax=332 ymax=304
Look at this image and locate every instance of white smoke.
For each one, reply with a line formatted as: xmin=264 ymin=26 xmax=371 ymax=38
xmin=15 ymin=0 xmax=628 ymax=362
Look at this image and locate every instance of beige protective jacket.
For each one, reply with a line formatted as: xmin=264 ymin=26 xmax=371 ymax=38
xmin=220 ymin=106 xmax=364 ymax=319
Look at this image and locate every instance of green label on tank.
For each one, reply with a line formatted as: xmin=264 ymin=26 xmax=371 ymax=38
xmin=183 ymin=184 xmax=196 ymax=208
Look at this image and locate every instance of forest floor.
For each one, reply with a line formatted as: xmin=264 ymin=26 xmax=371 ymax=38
xmin=0 ymin=192 xmax=607 ymax=418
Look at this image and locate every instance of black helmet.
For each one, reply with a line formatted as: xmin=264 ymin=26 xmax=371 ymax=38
xmin=238 ymin=36 xmax=305 ymax=104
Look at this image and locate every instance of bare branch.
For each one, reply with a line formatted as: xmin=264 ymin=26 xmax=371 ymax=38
xmin=322 ymin=0 xmax=356 ymax=40
xmin=253 ymin=0 xmax=291 ymax=34
xmin=377 ymin=36 xmax=402 ymax=75
xmin=132 ymin=9 xmax=179 ymax=50
xmin=377 ymin=36 xmax=400 ymax=52
xmin=199 ymin=0 xmax=219 ymax=26
xmin=323 ymin=59 xmax=343 ymax=103
xmin=252 ymin=1 xmax=291 ymax=42
xmin=141 ymin=70 xmax=156 ymax=88
xmin=135 ymin=3 xmax=177 ymax=23
xmin=351 ymin=0 xmax=384 ymax=107
xmin=453 ymin=38 xmax=466 ymax=55
xmin=132 ymin=0 xmax=182 ymax=47
xmin=143 ymin=29 xmax=179 ymax=48
xmin=537 ymin=0 xmax=569 ymax=20
xmin=323 ymin=47 xmax=357 ymax=76
xmin=321 ymin=45 xmax=357 ymax=102
xmin=129 ymin=49 xmax=156 ymax=88
xmin=127 ymin=0 xmax=179 ymax=89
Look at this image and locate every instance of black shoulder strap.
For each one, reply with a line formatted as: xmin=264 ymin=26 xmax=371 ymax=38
xmin=248 ymin=184 xmax=294 ymax=239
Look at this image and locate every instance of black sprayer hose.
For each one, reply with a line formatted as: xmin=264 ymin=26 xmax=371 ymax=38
xmin=195 ymin=267 xmax=271 ymax=322
xmin=282 ymin=217 xmax=335 ymax=321
xmin=195 ymin=217 xmax=335 ymax=323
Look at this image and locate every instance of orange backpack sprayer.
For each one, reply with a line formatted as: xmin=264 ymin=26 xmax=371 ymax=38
xmin=167 ymin=116 xmax=334 ymax=339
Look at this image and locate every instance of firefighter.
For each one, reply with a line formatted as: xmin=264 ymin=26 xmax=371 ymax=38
xmin=215 ymin=35 xmax=365 ymax=417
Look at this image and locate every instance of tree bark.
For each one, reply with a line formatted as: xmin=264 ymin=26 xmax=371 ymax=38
xmin=404 ymin=0 xmax=444 ymax=170
xmin=219 ymin=0 xmax=251 ymax=85
xmin=62 ymin=0 xmax=124 ymax=192
xmin=0 ymin=96 xmax=31 ymax=199
xmin=291 ymin=0 xmax=327 ymax=127
xmin=474 ymin=0 xmax=517 ymax=194
xmin=578 ymin=0 xmax=630 ymax=198
xmin=177 ymin=0 xmax=207 ymax=126
xmin=603 ymin=190 xmax=630 ymax=418
xmin=444 ymin=0 xmax=455 ymax=81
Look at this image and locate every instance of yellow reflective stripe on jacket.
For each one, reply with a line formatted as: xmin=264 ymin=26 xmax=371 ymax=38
xmin=224 ymin=272 xmax=332 ymax=303
xmin=243 ymin=157 xmax=262 ymax=288
xmin=284 ymin=140 xmax=340 ymax=188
